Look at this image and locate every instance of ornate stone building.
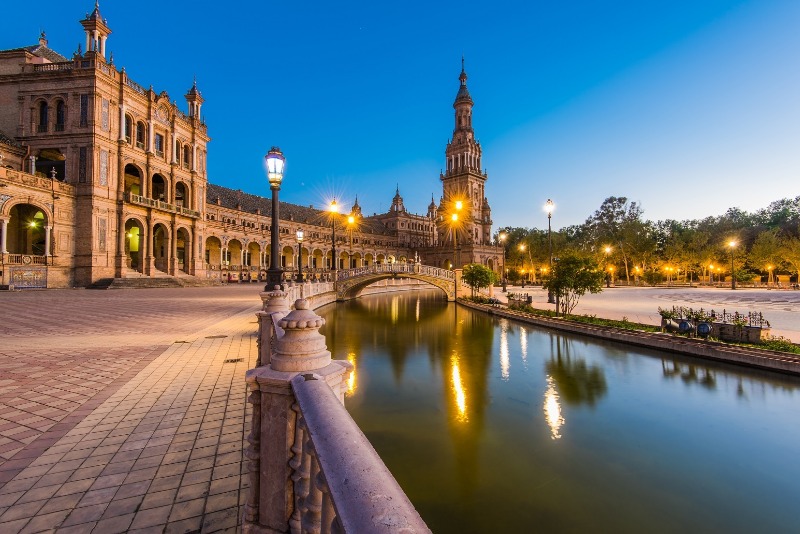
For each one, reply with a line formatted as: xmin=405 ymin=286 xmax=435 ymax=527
xmin=0 ymin=5 xmax=499 ymax=289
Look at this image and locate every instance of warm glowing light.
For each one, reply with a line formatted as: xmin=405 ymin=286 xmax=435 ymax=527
xmin=520 ymin=328 xmax=528 ymax=364
xmin=455 ymin=200 xmax=463 ymax=211
xmin=451 ymin=213 xmax=458 ymax=222
xmin=544 ymin=198 xmax=554 ymax=215
xmin=543 ymin=375 xmax=564 ymax=440
xmin=346 ymin=353 xmax=357 ymax=396
xmin=329 ymin=199 xmax=339 ymax=213
xmin=347 ymin=215 xmax=355 ymax=225
xmin=390 ymin=296 xmax=399 ymax=324
xmin=29 ymin=221 xmax=37 ymax=228
xmin=604 ymin=246 xmax=612 ymax=254
xmin=499 ymin=232 xmax=506 ymax=242
xmin=126 ymin=232 xmax=132 ymax=238
xmin=451 ymin=355 xmax=468 ymax=423
xmin=519 ymin=243 xmax=525 ymax=252
xmin=728 ymin=240 xmax=737 ymax=248
xmin=415 ymin=297 xmax=420 ymax=322
xmin=767 ymin=265 xmax=773 ymax=270
xmin=499 ymin=320 xmax=510 ymax=381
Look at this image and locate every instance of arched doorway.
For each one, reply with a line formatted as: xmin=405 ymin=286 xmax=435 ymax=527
xmin=365 ymin=253 xmax=374 ymax=266
xmin=312 ymin=249 xmax=323 ymax=271
xmin=152 ymin=223 xmax=170 ymax=273
xmin=205 ymin=236 xmax=222 ymax=268
xmin=124 ymin=164 xmax=142 ymax=196
xmin=175 ymin=182 xmax=189 ymax=208
xmin=352 ymin=252 xmax=362 ymax=268
xmin=151 ymin=174 xmax=167 ymax=202
xmin=376 ymin=254 xmax=385 ymax=265
xmin=124 ymin=219 xmax=145 ymax=273
xmin=8 ymin=204 xmax=48 ymax=255
xmin=176 ymin=228 xmax=190 ymax=273
xmin=247 ymin=242 xmax=261 ymax=282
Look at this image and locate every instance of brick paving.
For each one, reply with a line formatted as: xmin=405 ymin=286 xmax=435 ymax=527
xmin=0 ymin=285 xmax=264 ymax=533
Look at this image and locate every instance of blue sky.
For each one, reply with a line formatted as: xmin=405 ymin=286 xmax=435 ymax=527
xmin=4 ymin=1 xmax=799 ymax=229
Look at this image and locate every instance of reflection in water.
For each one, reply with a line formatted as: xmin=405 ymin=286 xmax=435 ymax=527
xmin=543 ymin=375 xmax=564 ymax=439
xmin=451 ymin=354 xmax=468 ymax=422
xmin=546 ymin=337 xmax=608 ymax=407
xmin=346 ymin=352 xmax=357 ymax=396
xmin=390 ymin=296 xmax=399 ymax=324
xmin=661 ymin=359 xmax=717 ymax=389
xmin=415 ymin=297 xmax=420 ymax=322
xmin=499 ymin=319 xmax=510 ymax=381
xmin=520 ymin=327 xmax=528 ymax=365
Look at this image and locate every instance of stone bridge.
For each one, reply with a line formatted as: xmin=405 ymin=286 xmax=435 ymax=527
xmin=335 ymin=263 xmax=462 ymax=301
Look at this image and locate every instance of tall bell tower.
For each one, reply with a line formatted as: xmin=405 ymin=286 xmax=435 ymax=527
xmin=440 ymin=59 xmax=492 ymax=247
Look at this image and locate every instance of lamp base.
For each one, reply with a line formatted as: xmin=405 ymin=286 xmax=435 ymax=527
xmin=265 ymin=268 xmax=284 ymax=292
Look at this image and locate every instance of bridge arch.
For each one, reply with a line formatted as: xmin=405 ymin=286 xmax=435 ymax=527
xmin=335 ymin=264 xmax=457 ymax=302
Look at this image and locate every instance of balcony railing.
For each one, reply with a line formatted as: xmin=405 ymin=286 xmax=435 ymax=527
xmin=4 ymin=254 xmax=47 ymax=265
xmin=125 ymin=192 xmax=200 ymax=218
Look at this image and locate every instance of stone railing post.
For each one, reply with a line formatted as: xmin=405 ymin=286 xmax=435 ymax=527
xmin=256 ymin=287 xmax=292 ymax=367
xmin=244 ymin=299 xmax=352 ymax=534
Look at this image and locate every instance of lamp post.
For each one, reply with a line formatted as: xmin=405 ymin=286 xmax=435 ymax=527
xmin=264 ymin=147 xmax=285 ymax=291
xmin=499 ymin=232 xmax=507 ymax=292
xmin=728 ymin=240 xmax=737 ymax=290
xmin=451 ymin=212 xmax=459 ymax=269
xmin=709 ymin=264 xmax=714 ymax=285
xmin=545 ymin=199 xmax=554 ymax=303
xmin=296 ymin=229 xmax=304 ymax=283
xmin=767 ymin=264 xmax=774 ymax=287
xmin=329 ymin=199 xmax=338 ymax=274
xmin=347 ymin=215 xmax=355 ymax=269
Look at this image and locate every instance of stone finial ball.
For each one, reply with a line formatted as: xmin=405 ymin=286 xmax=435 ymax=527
xmin=295 ymin=299 xmax=309 ymax=310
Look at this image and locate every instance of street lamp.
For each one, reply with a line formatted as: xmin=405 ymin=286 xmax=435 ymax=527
xmin=329 ymin=198 xmax=339 ymax=273
xmin=545 ymin=199 xmax=554 ymax=303
xmin=499 ymin=232 xmax=507 ymax=292
xmin=728 ymin=240 xmax=737 ymax=290
xmin=264 ymin=147 xmax=285 ymax=290
xmin=296 ymin=229 xmax=304 ymax=283
xmin=451 ymin=212 xmax=459 ymax=269
xmin=709 ymin=264 xmax=714 ymax=285
xmin=347 ymin=215 xmax=355 ymax=268
xmin=767 ymin=264 xmax=774 ymax=286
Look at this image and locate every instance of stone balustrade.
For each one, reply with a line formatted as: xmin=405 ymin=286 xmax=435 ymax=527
xmin=245 ymin=291 xmax=429 ymax=533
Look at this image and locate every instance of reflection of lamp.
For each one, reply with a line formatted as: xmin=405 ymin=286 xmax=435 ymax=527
xmin=264 ymin=147 xmax=286 ymax=290
xmin=499 ymin=232 xmax=507 ymax=292
xmin=296 ymin=229 xmax=304 ymax=283
xmin=545 ymin=199 xmax=555 ymax=303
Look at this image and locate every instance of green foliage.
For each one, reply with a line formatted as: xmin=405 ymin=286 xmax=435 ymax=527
xmin=506 ymin=268 xmax=521 ymax=283
xmin=461 ymin=263 xmax=497 ymax=296
xmin=542 ymin=254 xmax=605 ymax=315
xmin=760 ymin=336 xmax=800 ymax=354
xmin=642 ymin=270 xmax=665 ymax=285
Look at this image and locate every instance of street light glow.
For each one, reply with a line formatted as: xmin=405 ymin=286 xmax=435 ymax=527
xmin=544 ymin=198 xmax=554 ymax=215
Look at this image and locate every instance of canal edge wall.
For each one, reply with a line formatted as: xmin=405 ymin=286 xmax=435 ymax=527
xmin=458 ymin=300 xmax=800 ymax=377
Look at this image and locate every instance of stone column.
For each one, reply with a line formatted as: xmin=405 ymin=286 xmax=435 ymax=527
xmin=44 ymin=226 xmax=51 ymax=257
xmin=1 ymin=218 xmax=8 ymax=253
xmin=244 ymin=296 xmax=352 ymax=533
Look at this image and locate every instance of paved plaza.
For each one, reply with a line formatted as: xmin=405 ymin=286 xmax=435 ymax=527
xmin=0 ymin=285 xmax=265 ymax=533
xmin=0 ymin=283 xmax=797 ymax=533
xmin=497 ymin=284 xmax=800 ymax=342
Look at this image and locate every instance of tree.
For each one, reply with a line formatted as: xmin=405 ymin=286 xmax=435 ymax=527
xmin=543 ymin=254 xmax=605 ymax=316
xmin=749 ymin=229 xmax=783 ymax=284
xmin=461 ymin=263 xmax=497 ymax=297
xmin=583 ymin=197 xmax=647 ymax=283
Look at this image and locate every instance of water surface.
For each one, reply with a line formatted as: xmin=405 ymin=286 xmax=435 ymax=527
xmin=319 ymin=291 xmax=800 ymax=533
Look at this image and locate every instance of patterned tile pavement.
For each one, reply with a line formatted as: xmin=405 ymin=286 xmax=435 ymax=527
xmin=0 ymin=285 xmax=265 ymax=533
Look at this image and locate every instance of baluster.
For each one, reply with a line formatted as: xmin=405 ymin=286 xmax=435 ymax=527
xmin=317 ymin=469 xmax=337 ymax=534
xmin=243 ymin=388 xmax=261 ymax=524
xmin=303 ymin=450 xmax=323 ymax=534
xmin=290 ymin=405 xmax=311 ymax=533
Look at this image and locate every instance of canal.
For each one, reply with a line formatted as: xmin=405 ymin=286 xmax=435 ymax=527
xmin=318 ymin=291 xmax=800 ymax=533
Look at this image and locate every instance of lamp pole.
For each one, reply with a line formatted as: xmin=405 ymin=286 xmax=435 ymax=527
xmin=296 ymin=229 xmax=304 ymax=283
xmin=451 ymin=212 xmax=459 ymax=270
xmin=347 ymin=215 xmax=355 ymax=269
xmin=499 ymin=232 xmax=507 ymax=292
xmin=329 ymin=199 xmax=338 ymax=275
xmin=264 ymin=147 xmax=286 ymax=291
xmin=729 ymin=240 xmax=737 ymax=290
xmin=545 ymin=199 xmax=554 ymax=303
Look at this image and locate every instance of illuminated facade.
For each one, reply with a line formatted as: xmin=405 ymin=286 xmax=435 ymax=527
xmin=0 ymin=5 xmax=500 ymax=288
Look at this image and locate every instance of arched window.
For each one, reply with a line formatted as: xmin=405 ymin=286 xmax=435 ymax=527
xmin=175 ymin=182 xmax=188 ymax=208
xmin=136 ymin=121 xmax=146 ymax=149
xmin=124 ymin=115 xmax=133 ymax=144
xmin=55 ymin=101 xmax=66 ymax=131
xmin=183 ymin=146 xmax=190 ymax=168
xmin=38 ymin=101 xmax=49 ymax=133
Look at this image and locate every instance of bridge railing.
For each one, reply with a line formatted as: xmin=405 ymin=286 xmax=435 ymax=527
xmin=247 ymin=293 xmax=431 ymax=533
xmin=336 ymin=263 xmax=455 ymax=282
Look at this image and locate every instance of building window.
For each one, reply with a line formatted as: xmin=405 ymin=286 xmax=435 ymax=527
xmin=154 ymin=134 xmax=164 ymax=157
xmin=124 ymin=115 xmax=132 ymax=143
xmin=136 ymin=122 xmax=146 ymax=149
xmin=78 ymin=147 xmax=87 ymax=183
xmin=183 ymin=146 xmax=190 ymax=168
xmin=55 ymin=101 xmax=65 ymax=131
xmin=79 ymin=94 xmax=89 ymax=127
xmin=100 ymin=150 xmax=108 ymax=186
xmin=37 ymin=101 xmax=48 ymax=133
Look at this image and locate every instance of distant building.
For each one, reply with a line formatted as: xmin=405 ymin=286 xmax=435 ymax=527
xmin=0 ymin=4 xmax=499 ymax=288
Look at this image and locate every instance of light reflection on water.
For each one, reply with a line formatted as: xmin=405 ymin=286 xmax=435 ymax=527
xmin=319 ymin=291 xmax=800 ymax=533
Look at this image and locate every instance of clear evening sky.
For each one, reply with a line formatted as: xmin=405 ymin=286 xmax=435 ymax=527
xmin=5 ymin=1 xmax=799 ymax=229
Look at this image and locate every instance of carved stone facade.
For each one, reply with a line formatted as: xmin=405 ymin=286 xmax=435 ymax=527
xmin=0 ymin=5 xmax=500 ymax=288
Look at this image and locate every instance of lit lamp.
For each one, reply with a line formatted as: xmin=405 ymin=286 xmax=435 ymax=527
xmin=296 ymin=229 xmax=304 ymax=283
xmin=264 ymin=147 xmax=285 ymax=290
xmin=709 ymin=264 xmax=714 ymax=285
xmin=767 ymin=264 xmax=774 ymax=286
xmin=728 ymin=240 xmax=737 ymax=290
xmin=499 ymin=232 xmax=507 ymax=292
xmin=329 ymin=198 xmax=339 ymax=272
xmin=545 ymin=199 xmax=555 ymax=303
